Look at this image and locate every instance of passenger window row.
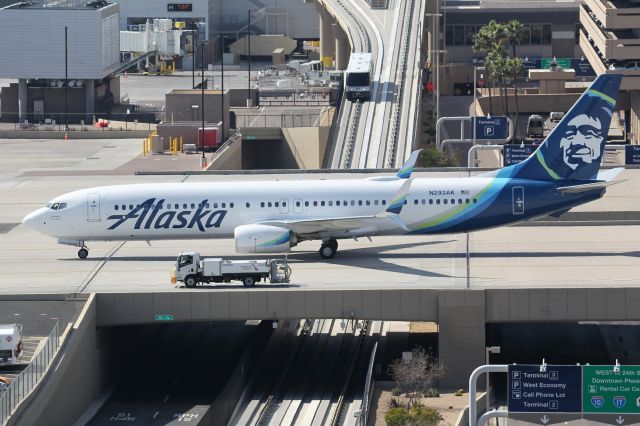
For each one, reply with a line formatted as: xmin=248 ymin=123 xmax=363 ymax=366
xmin=413 ymin=198 xmax=477 ymax=205
xmin=112 ymin=197 xmax=478 ymax=211
xmin=114 ymin=202 xmax=235 ymax=211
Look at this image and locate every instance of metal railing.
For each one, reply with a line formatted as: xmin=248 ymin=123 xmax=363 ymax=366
xmin=0 ymin=322 xmax=61 ymax=425
xmin=356 ymin=341 xmax=378 ymax=426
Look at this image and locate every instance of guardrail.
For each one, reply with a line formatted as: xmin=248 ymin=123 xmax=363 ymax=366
xmin=0 ymin=322 xmax=60 ymax=425
xmin=356 ymin=340 xmax=378 ymax=425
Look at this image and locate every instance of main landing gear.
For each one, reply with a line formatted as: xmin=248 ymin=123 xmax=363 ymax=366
xmin=77 ymin=245 xmax=89 ymax=259
xmin=319 ymin=239 xmax=338 ymax=259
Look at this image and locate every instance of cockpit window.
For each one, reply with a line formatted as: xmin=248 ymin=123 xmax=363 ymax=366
xmin=48 ymin=202 xmax=67 ymax=210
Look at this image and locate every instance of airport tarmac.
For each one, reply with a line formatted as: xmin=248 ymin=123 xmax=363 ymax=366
xmin=1 ymin=137 xmax=640 ymax=294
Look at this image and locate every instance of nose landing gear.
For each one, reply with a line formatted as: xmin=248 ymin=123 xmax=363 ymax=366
xmin=319 ymin=238 xmax=338 ymax=259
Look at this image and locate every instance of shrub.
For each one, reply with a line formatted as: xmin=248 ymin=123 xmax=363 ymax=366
xmin=385 ymin=406 xmax=442 ymax=426
xmin=392 ymin=387 xmax=402 ymax=397
xmin=423 ymin=388 xmax=440 ymax=398
xmin=385 ymin=407 xmax=412 ymax=426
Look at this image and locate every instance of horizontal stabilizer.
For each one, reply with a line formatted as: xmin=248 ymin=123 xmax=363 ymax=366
xmin=556 ymin=180 xmax=623 ymax=194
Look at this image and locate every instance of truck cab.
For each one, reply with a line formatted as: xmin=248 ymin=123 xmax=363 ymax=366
xmin=172 ymin=252 xmax=201 ymax=284
xmin=0 ymin=324 xmax=23 ymax=365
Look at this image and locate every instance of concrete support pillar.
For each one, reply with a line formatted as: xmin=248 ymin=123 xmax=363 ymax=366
xmin=84 ymin=80 xmax=94 ymax=123
xmin=333 ymin=24 xmax=349 ymax=70
xmin=18 ymin=78 xmax=28 ymax=124
xmin=438 ymin=291 xmax=486 ymax=389
xmin=317 ymin=5 xmax=335 ymax=68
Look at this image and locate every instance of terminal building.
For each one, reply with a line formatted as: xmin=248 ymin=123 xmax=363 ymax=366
xmin=112 ymin=0 xmax=319 ymax=44
xmin=0 ymin=0 xmax=121 ymax=123
xmin=578 ymin=0 xmax=640 ymax=145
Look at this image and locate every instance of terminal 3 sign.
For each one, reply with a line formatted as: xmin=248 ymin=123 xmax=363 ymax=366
xmin=168 ymin=3 xmax=193 ymax=12
xmin=508 ymin=365 xmax=640 ymax=425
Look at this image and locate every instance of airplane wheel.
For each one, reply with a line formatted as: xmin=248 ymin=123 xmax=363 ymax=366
xmin=327 ymin=239 xmax=338 ymax=251
xmin=319 ymin=243 xmax=336 ymax=259
xmin=185 ymin=275 xmax=198 ymax=288
xmin=77 ymin=248 xmax=88 ymax=259
xmin=243 ymin=276 xmax=255 ymax=287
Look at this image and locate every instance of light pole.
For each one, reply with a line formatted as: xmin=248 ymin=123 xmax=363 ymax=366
xmin=191 ymin=22 xmax=196 ymax=89
xmin=485 ymin=346 xmax=501 ymax=415
xmin=247 ymin=9 xmax=252 ymax=106
xmin=220 ymin=34 xmax=225 ymax=143
xmin=200 ymin=42 xmax=206 ymax=168
xmin=64 ymin=26 xmax=69 ymax=131
xmin=473 ymin=66 xmax=485 ymax=149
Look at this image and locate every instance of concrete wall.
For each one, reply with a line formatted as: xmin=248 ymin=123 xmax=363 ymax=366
xmin=165 ymin=89 xmax=231 ymax=137
xmin=230 ymin=35 xmax=296 ymax=56
xmin=209 ymin=138 xmax=242 ymax=170
xmin=228 ymin=88 xmax=258 ymax=108
xmin=0 ymin=130 xmax=151 ymax=139
xmin=282 ymin=126 xmax=330 ymax=169
xmin=95 ymin=290 xmax=441 ymax=326
xmin=10 ymin=295 xmax=150 ymax=426
xmin=0 ymin=4 xmax=120 ymax=79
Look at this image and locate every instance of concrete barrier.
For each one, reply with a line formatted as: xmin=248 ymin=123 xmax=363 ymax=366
xmin=0 ymin=130 xmax=151 ymax=139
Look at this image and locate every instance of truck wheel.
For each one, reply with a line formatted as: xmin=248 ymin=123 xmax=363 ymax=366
xmin=243 ymin=276 xmax=255 ymax=288
xmin=185 ymin=275 xmax=198 ymax=288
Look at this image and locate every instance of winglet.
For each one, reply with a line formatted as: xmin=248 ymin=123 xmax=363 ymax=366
xmin=384 ymin=179 xmax=413 ymax=215
xmin=396 ymin=150 xmax=422 ymax=179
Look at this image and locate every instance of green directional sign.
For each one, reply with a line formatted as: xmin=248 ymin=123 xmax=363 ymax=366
xmin=541 ymin=58 xmax=572 ymax=70
xmin=583 ymin=366 xmax=640 ymax=413
xmin=245 ymin=135 xmax=257 ymax=140
xmin=154 ymin=314 xmax=174 ymax=321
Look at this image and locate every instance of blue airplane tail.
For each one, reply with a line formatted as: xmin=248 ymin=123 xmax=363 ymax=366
xmin=509 ymin=74 xmax=622 ymax=182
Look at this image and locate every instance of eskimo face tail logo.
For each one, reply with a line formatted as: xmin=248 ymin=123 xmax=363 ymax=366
xmin=591 ymin=396 xmax=604 ymax=408
xmin=107 ymin=198 xmax=227 ymax=232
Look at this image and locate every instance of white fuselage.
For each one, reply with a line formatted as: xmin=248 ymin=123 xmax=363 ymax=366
xmin=23 ymin=177 xmax=493 ymax=242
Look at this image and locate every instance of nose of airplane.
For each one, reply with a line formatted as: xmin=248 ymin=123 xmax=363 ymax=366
xmin=22 ymin=208 xmax=49 ymax=233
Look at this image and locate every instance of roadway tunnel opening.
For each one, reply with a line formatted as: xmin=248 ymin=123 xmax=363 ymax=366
xmin=86 ymin=320 xmax=275 ymax=426
xmin=485 ymin=322 xmax=640 ymax=407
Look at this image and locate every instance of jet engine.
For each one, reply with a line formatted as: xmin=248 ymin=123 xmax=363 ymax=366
xmin=234 ymin=224 xmax=297 ymax=253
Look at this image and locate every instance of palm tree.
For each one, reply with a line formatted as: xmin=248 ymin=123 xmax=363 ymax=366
xmin=504 ymin=20 xmax=526 ymax=140
xmin=473 ymin=21 xmax=500 ymax=115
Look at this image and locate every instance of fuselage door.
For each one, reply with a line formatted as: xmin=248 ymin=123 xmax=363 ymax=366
xmin=293 ymin=198 xmax=303 ymax=214
xmin=87 ymin=193 xmax=101 ymax=222
xmin=512 ymin=186 xmax=524 ymax=215
xmin=280 ymin=198 xmax=289 ymax=214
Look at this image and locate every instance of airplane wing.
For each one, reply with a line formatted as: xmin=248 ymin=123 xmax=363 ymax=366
xmin=259 ymin=179 xmax=413 ymax=235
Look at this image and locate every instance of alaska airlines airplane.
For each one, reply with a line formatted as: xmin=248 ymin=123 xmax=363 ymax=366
xmin=23 ymin=75 xmax=624 ymax=260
